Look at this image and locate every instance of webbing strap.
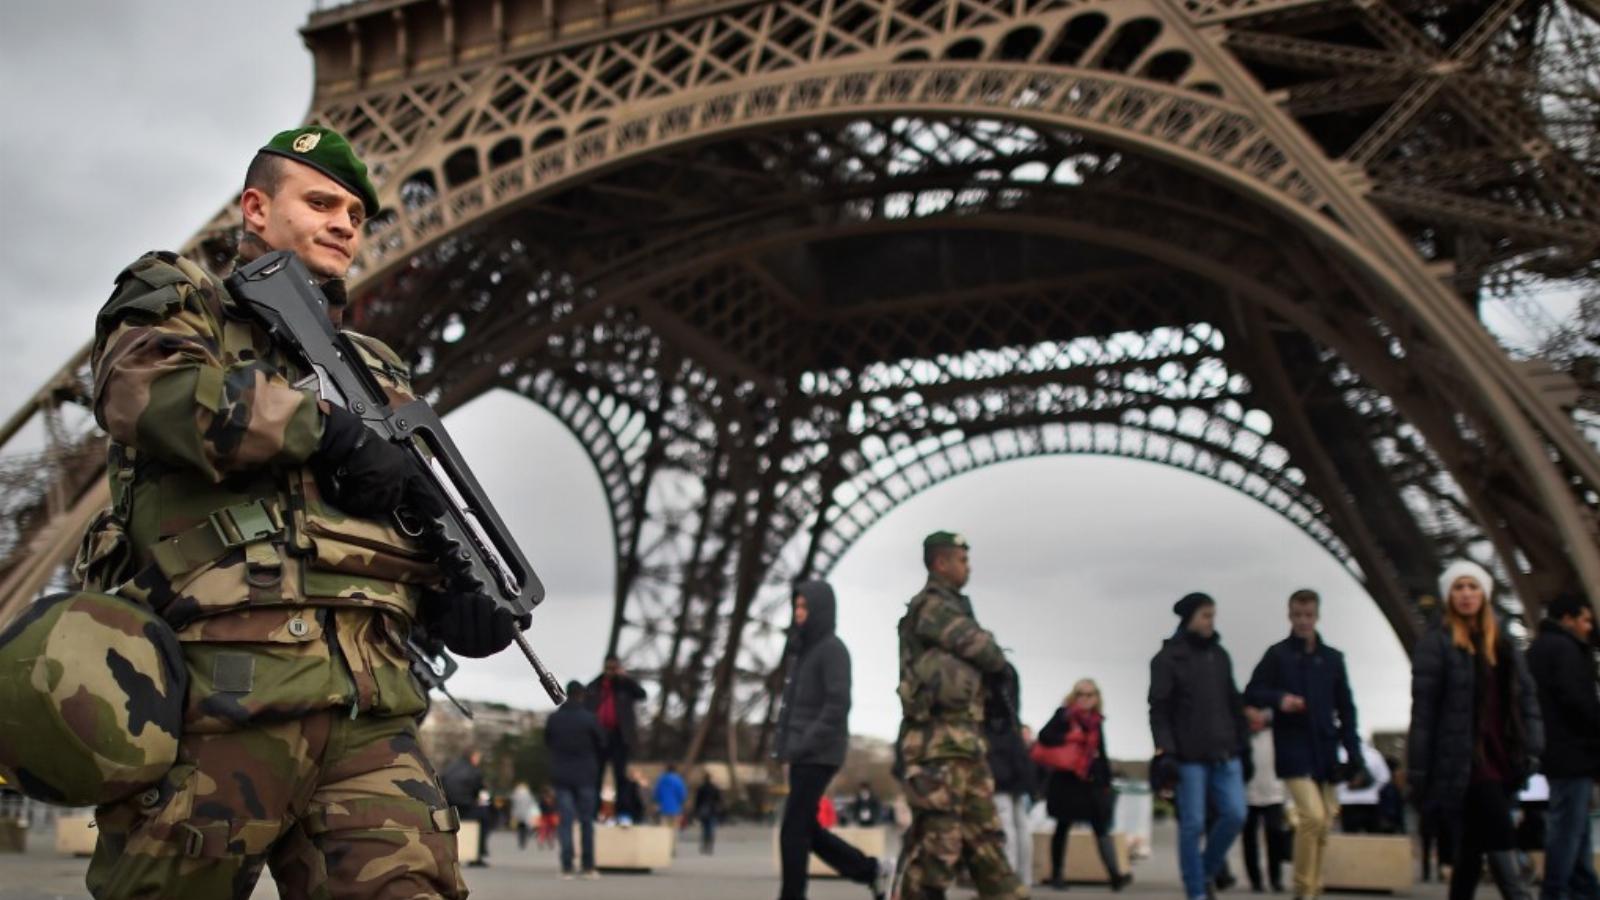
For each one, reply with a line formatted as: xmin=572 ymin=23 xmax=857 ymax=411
xmin=149 ymin=498 xmax=284 ymax=579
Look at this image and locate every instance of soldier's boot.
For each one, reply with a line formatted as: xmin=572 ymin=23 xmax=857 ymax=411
xmin=1486 ymin=851 xmax=1530 ymax=900
xmin=1095 ymin=834 xmax=1131 ymax=891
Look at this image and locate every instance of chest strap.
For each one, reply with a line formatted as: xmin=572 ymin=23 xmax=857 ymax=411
xmin=149 ymin=498 xmax=284 ymax=580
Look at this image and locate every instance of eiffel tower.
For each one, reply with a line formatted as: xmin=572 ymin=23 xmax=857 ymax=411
xmin=1 ymin=0 xmax=1596 ymax=764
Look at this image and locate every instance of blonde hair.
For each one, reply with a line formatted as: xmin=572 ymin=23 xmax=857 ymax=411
xmin=1444 ymin=575 xmax=1499 ymax=666
xmin=1066 ymin=678 xmax=1103 ymax=714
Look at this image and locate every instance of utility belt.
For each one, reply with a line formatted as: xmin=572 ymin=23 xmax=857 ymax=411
xmin=80 ymin=463 xmax=433 ymax=633
xmin=148 ymin=497 xmax=286 ymax=589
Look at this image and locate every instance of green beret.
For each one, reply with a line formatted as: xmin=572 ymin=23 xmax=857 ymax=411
xmin=259 ymin=126 xmax=380 ymax=217
xmin=923 ymin=530 xmax=969 ymax=551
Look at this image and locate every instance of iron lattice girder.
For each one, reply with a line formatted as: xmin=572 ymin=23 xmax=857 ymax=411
xmin=3 ymin=0 xmax=1597 ymax=755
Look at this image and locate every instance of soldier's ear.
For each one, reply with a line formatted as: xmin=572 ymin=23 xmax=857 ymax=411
xmin=240 ymin=187 xmax=271 ymax=234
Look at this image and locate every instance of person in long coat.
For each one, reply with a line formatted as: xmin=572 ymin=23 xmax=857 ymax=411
xmin=1409 ymin=560 xmax=1544 ymax=900
xmin=1038 ymin=678 xmax=1131 ymax=891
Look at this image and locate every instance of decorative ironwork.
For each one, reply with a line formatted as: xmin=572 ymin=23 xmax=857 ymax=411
xmin=3 ymin=0 xmax=1597 ymax=765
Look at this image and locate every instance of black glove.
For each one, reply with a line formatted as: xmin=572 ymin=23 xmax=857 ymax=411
xmin=420 ymin=589 xmax=521 ymax=658
xmin=314 ymin=405 xmax=411 ymax=517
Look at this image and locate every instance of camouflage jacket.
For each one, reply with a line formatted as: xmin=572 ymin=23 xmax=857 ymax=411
xmin=85 ymin=250 xmax=437 ymax=732
xmin=896 ymin=574 xmax=1007 ymax=762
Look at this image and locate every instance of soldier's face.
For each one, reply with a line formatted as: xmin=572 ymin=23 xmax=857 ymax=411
xmin=939 ymin=548 xmax=971 ymax=588
xmin=242 ymin=161 xmax=365 ymax=281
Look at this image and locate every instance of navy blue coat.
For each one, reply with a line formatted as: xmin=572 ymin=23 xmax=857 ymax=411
xmin=1246 ymin=634 xmax=1361 ymax=782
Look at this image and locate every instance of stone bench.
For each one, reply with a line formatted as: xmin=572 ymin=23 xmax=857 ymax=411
xmin=595 ymin=824 xmax=675 ymax=871
xmin=771 ymin=825 xmax=890 ymax=877
xmin=55 ymin=814 xmax=97 ymax=857
xmin=455 ymin=819 xmax=480 ymax=864
xmin=1322 ymin=833 xmax=1413 ymax=893
xmin=1030 ymin=830 xmax=1130 ymax=884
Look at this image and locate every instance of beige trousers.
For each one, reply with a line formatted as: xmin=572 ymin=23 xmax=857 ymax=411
xmin=1284 ymin=778 xmax=1339 ymax=897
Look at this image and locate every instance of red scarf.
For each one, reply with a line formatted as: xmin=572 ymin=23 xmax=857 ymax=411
xmin=1030 ymin=705 xmax=1103 ymax=779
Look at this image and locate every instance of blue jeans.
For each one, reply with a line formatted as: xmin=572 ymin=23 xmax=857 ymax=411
xmin=555 ymin=784 xmax=598 ymax=873
xmin=1176 ymin=759 xmax=1247 ymax=899
xmin=1542 ymin=776 xmax=1599 ymax=900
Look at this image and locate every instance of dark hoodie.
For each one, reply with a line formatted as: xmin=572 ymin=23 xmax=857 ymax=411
xmin=774 ymin=580 xmax=852 ymax=767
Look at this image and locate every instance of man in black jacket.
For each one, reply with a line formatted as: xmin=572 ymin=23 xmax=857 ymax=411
xmin=774 ymin=580 xmax=891 ymax=900
xmin=547 ymin=680 xmax=605 ymax=878
xmin=1246 ymin=589 xmax=1364 ymax=899
xmin=1150 ymin=593 xmax=1248 ymax=900
xmin=1526 ymin=592 xmax=1600 ymax=900
xmin=587 ymin=655 xmax=647 ymax=802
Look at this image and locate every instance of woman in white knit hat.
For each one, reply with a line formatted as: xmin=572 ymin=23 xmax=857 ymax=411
xmin=1408 ymin=560 xmax=1544 ymax=900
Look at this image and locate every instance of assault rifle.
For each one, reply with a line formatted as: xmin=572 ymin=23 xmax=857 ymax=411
xmin=226 ymin=250 xmax=565 ymax=705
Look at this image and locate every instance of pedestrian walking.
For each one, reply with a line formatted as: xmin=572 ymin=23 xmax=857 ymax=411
xmin=1245 ymin=588 xmax=1365 ymax=898
xmin=511 ymin=782 xmax=536 ymax=850
xmin=986 ymin=663 xmax=1037 ymax=889
xmin=894 ymin=532 xmax=1026 ymax=899
xmin=442 ymin=750 xmax=491 ymax=867
xmin=1409 ymin=560 xmax=1544 ymax=900
xmin=1241 ymin=708 xmax=1288 ymax=894
xmin=1149 ymin=592 xmax=1249 ymax=900
xmin=587 ymin=654 xmax=647 ymax=800
xmin=775 ymin=579 xmax=892 ymax=900
xmin=546 ymin=680 xmax=605 ymax=880
xmin=695 ymin=774 xmax=723 ymax=854
xmin=1034 ymin=678 xmax=1130 ymax=891
xmin=655 ymin=763 xmax=688 ymax=827
xmin=1526 ymin=590 xmax=1599 ymax=900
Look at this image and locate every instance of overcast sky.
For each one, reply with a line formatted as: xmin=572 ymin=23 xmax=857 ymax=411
xmin=0 ymin=1 xmax=1438 ymax=758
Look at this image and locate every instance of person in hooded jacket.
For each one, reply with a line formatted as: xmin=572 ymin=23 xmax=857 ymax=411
xmin=1038 ymin=678 xmax=1131 ymax=891
xmin=774 ymin=580 xmax=893 ymax=900
xmin=545 ymin=680 xmax=605 ymax=878
xmin=1149 ymin=592 xmax=1249 ymax=900
xmin=985 ymin=663 xmax=1037 ymax=888
xmin=1409 ymin=560 xmax=1544 ymax=900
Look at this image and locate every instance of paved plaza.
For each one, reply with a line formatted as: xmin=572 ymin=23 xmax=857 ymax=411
xmin=0 ymin=818 xmax=1458 ymax=900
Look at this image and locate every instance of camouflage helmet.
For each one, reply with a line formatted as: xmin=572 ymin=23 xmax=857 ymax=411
xmin=0 ymin=592 xmax=186 ymax=806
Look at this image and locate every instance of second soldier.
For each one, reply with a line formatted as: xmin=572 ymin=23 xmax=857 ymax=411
xmin=895 ymin=532 xmax=1027 ymax=899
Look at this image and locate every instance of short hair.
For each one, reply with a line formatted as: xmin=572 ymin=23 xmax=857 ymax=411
xmin=924 ymin=544 xmax=960 ymax=570
xmin=243 ymin=151 xmax=288 ymax=200
xmin=1288 ymin=589 xmax=1320 ymax=607
xmin=1547 ymin=592 xmax=1591 ymax=621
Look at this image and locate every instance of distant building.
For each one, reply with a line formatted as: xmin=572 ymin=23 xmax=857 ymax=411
xmin=418 ymin=698 xmax=545 ymax=766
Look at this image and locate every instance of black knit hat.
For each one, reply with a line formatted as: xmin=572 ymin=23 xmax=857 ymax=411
xmin=1173 ymin=592 xmax=1215 ymax=624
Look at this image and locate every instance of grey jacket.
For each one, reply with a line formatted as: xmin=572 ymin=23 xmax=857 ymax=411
xmin=774 ymin=580 xmax=852 ymax=767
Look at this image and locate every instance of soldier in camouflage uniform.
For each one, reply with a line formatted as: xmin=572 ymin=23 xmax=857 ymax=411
xmin=78 ymin=126 xmax=513 ymax=899
xmin=895 ymin=532 xmax=1027 ymax=900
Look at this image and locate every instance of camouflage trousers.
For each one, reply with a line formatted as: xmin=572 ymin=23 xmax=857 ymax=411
xmin=86 ymin=709 xmax=466 ymax=900
xmin=896 ymin=756 xmax=1028 ymax=900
